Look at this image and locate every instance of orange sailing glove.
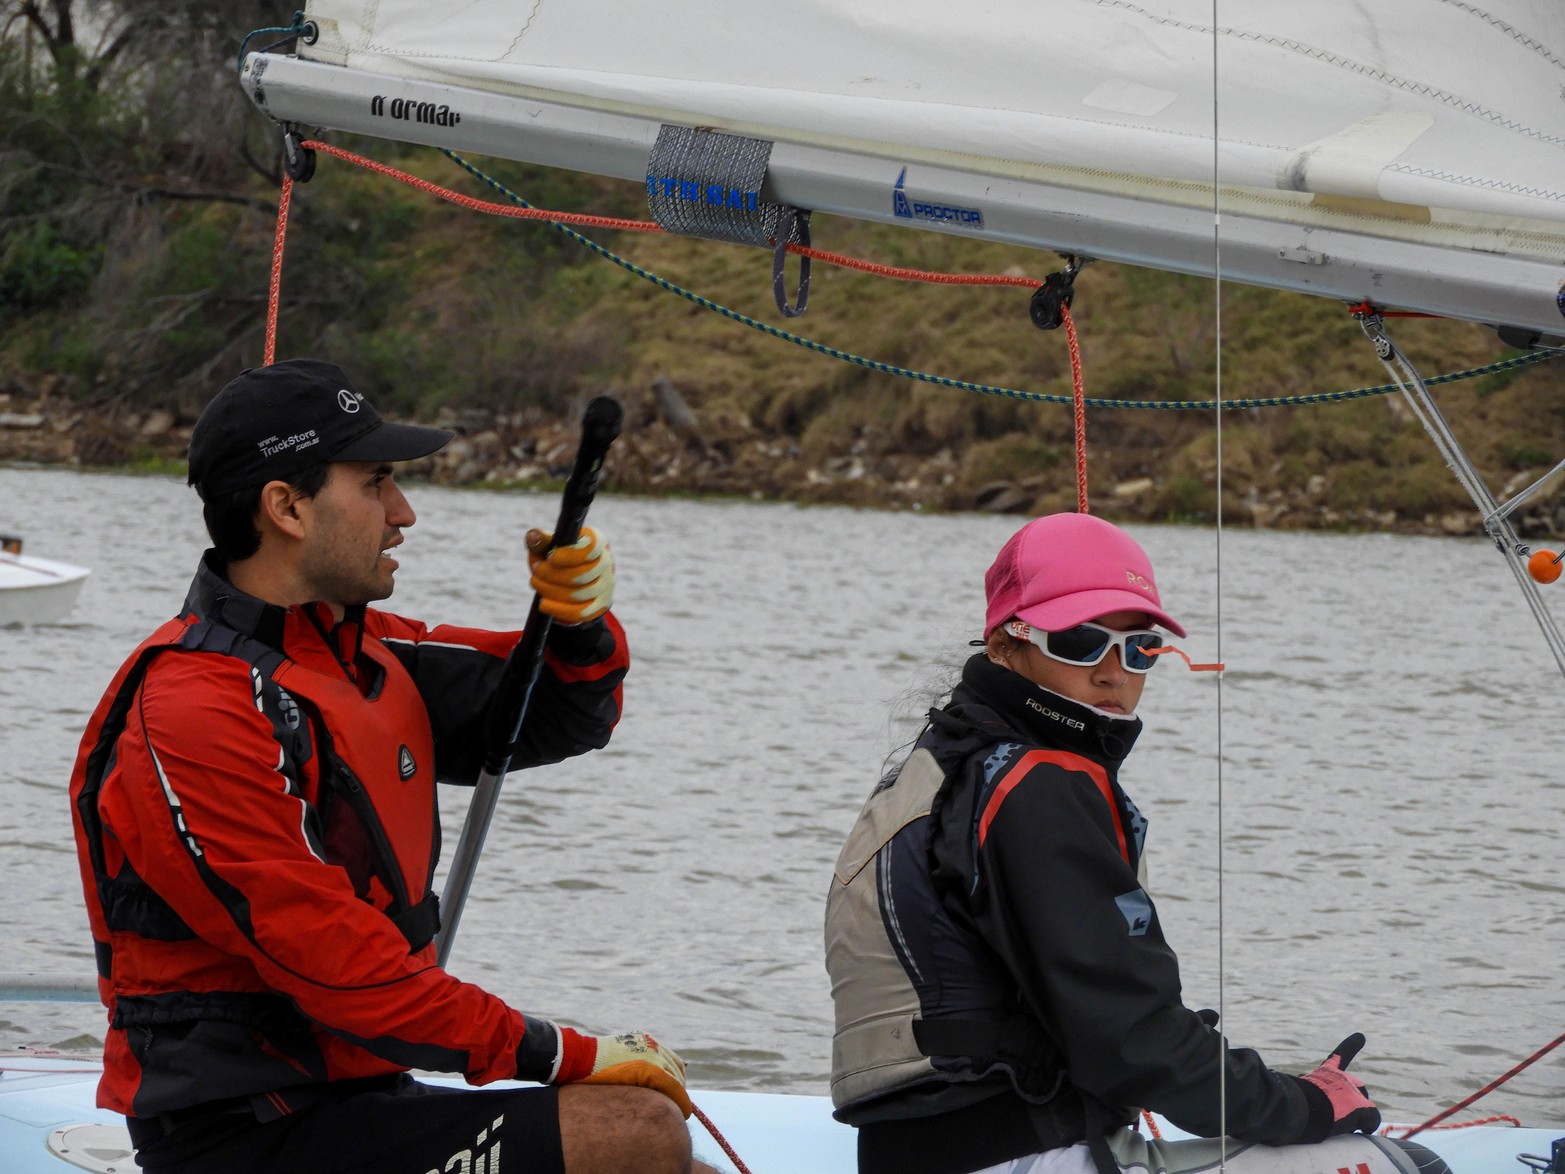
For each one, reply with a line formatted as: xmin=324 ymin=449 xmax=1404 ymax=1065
xmin=525 ymin=525 xmax=615 ymax=625
xmin=556 ymin=1028 xmax=693 ymax=1117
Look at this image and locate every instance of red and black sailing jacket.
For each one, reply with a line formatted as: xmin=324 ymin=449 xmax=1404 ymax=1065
xmin=69 ymin=553 xmax=628 ymax=1120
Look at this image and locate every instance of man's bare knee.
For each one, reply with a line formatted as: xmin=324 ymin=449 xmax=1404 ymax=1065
xmin=558 ymin=1085 xmax=693 ymax=1174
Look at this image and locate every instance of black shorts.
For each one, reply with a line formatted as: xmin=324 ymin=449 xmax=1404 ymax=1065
xmin=128 ymin=1075 xmax=564 ymax=1174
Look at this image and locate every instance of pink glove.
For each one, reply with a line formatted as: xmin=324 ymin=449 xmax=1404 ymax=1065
xmin=1299 ymin=1033 xmax=1381 ymax=1136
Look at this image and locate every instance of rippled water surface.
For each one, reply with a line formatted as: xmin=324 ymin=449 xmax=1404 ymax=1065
xmin=2 ymin=466 xmax=1561 ymax=1124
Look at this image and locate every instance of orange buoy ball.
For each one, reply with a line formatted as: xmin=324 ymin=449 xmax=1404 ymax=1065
xmin=1528 ymin=549 xmax=1563 ymax=584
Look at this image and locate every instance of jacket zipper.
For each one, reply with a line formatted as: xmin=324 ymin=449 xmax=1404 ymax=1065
xmin=334 ymin=762 xmax=414 ymax=915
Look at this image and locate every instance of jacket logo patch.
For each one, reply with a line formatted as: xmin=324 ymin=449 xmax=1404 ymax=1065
xmin=397 ymin=745 xmax=416 ymax=781
xmin=1115 ymin=888 xmax=1153 ymax=936
xmin=276 ymin=687 xmax=301 ymax=731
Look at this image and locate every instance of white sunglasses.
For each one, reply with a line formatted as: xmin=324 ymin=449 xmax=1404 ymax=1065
xmin=1004 ymin=619 xmax=1165 ymax=674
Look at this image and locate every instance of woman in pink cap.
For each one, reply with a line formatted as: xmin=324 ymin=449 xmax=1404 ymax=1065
xmin=824 ymin=514 xmax=1443 ymax=1174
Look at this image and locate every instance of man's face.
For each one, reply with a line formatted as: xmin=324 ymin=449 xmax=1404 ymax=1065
xmin=297 ymin=461 xmax=415 ymax=608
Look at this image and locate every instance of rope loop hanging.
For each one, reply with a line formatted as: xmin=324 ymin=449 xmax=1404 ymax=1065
xmin=771 ymin=208 xmax=812 ymax=318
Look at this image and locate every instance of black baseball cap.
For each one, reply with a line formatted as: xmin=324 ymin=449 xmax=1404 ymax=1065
xmin=187 ymin=359 xmax=453 ymax=497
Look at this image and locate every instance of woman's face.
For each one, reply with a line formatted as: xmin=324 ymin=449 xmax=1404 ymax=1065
xmin=988 ymin=609 xmax=1151 ymax=716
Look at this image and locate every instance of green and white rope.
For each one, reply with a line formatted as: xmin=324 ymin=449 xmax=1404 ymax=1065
xmin=439 ymin=150 xmax=1558 ymax=411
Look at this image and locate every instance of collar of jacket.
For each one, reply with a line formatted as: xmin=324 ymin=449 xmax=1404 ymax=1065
xmin=948 ymin=652 xmax=1142 ymax=768
xmin=184 ymin=550 xmax=369 ymax=677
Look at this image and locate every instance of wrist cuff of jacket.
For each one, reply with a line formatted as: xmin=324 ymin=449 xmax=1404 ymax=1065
xmin=552 ymin=1026 xmax=597 ymax=1084
xmin=544 ymin=616 xmax=612 ymax=662
xmin=1291 ymin=1074 xmax=1334 ymax=1144
xmin=514 ymin=1015 xmax=565 ymax=1083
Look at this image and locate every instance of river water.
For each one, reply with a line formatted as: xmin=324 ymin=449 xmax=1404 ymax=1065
xmin=2 ymin=466 xmax=1561 ymax=1126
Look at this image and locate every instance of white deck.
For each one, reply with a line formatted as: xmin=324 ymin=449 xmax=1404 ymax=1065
xmin=1 ymin=1053 xmax=1557 ymax=1174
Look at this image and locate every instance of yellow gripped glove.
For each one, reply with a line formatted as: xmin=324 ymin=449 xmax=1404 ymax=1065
xmin=556 ymin=1028 xmax=694 ymax=1117
xmin=525 ymin=525 xmax=615 ymax=625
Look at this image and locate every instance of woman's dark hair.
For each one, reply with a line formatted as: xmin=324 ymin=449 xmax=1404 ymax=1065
xmin=877 ymin=657 xmax=964 ymax=786
xmin=200 ymin=462 xmax=331 ymax=562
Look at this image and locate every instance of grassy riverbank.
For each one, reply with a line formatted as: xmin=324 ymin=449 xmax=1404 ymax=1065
xmin=7 ymin=8 xmax=1565 ymax=532
xmin=5 ymin=135 xmax=1565 ymax=534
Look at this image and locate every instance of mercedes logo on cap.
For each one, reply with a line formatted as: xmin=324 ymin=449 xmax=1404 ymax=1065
xmin=337 ymin=389 xmax=361 ymax=413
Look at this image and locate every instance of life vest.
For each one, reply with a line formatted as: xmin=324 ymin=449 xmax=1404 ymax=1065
xmin=74 ymin=612 xmax=441 ymax=1032
xmin=825 ymin=719 xmax=1135 ymax=1126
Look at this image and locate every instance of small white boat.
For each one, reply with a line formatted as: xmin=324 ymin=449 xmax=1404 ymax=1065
xmin=0 ymin=537 xmax=90 ymax=626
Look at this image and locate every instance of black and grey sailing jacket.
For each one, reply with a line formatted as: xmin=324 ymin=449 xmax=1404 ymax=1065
xmin=825 ymin=654 xmax=1323 ymax=1174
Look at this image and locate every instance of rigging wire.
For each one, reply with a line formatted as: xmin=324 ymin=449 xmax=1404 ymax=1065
xmin=431 ymin=145 xmax=1558 ymax=411
xmin=263 ymin=140 xmax=1559 ymax=413
xmin=1359 ymin=312 xmax=1565 ymax=680
xmin=1209 ymin=0 xmax=1229 ymax=1161
xmin=235 ymin=14 xmax=316 ymax=79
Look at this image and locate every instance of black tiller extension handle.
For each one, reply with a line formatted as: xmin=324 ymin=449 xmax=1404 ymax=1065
xmin=436 ymin=395 xmax=623 ymax=965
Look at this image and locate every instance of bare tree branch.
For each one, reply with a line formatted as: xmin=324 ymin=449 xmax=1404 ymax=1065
xmin=34 ymin=159 xmax=278 ymax=214
xmin=17 ymin=1 xmax=64 ymax=64
xmin=83 ymin=19 xmax=144 ymax=89
xmin=46 ymin=0 xmax=73 ymax=47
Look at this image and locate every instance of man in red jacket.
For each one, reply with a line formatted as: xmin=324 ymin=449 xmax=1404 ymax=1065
xmin=69 ymin=359 xmax=717 ymax=1174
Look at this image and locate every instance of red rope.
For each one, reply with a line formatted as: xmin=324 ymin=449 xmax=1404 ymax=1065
xmin=788 ymin=243 xmax=1038 ymax=288
xmin=264 ymin=141 xmax=1098 ymax=517
xmin=1143 ymin=645 xmax=1225 ymax=672
xmin=0 ymin=1063 xmax=105 ymax=1073
xmin=264 ymin=172 xmax=294 ymax=365
xmin=1061 ymin=302 xmax=1089 ymax=512
xmin=1399 ymin=1027 xmax=1565 ymax=1139
xmin=1140 ymin=1110 xmax=1163 ymax=1139
xmin=1382 ymin=1114 xmax=1522 ymax=1135
xmin=692 ymin=1104 xmax=752 ymax=1174
xmin=301 ymin=141 xmax=661 ymax=233
xmin=1346 ymin=301 xmax=1437 ymax=320
xmin=297 ymin=140 xmax=1040 ymax=290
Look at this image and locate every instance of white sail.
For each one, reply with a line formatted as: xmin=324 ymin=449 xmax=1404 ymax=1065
xmin=242 ymin=1 xmax=1565 ymax=336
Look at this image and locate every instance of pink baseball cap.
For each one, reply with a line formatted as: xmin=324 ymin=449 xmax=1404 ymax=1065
xmin=984 ymin=513 xmax=1186 ymax=638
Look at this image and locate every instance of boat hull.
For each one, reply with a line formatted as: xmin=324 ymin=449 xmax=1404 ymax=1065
xmin=0 ymin=1055 xmax=1556 ymax=1174
xmin=0 ymin=556 xmax=90 ymax=626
